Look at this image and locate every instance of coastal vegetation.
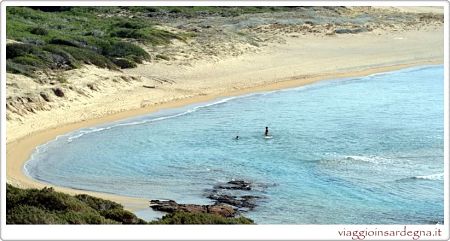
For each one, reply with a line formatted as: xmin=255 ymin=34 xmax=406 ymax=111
xmin=6 ymin=6 xmax=297 ymax=77
xmin=6 ymin=184 xmax=253 ymax=224
xmin=6 ymin=7 xmax=162 ymax=77
xmin=148 ymin=212 xmax=253 ymax=224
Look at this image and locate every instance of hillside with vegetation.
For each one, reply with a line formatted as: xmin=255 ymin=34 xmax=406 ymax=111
xmin=6 ymin=6 xmax=297 ymax=77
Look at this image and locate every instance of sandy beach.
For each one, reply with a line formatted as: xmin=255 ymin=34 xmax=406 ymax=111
xmin=5 ymin=7 xmax=444 ymax=212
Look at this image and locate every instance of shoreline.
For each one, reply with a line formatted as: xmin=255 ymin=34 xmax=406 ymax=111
xmin=6 ymin=59 xmax=442 ymax=212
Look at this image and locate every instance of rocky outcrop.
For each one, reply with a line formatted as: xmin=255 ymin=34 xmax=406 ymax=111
xmin=52 ymin=87 xmax=65 ymax=97
xmin=214 ymin=180 xmax=252 ymax=191
xmin=149 ymin=200 xmax=236 ymax=217
xmin=149 ymin=180 xmax=274 ymax=217
xmin=207 ymin=193 xmax=261 ymax=210
xmin=205 ymin=180 xmax=273 ymax=212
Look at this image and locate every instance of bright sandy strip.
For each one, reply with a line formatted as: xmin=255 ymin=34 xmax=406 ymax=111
xmin=6 ymin=27 xmax=444 ymax=212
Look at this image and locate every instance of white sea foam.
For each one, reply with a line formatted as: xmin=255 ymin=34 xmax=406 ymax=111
xmin=413 ymin=173 xmax=444 ymax=181
xmin=342 ymin=155 xmax=392 ymax=165
xmin=62 ymin=96 xmax=239 ymax=143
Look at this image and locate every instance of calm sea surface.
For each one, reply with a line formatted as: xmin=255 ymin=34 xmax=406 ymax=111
xmin=25 ymin=65 xmax=444 ymax=224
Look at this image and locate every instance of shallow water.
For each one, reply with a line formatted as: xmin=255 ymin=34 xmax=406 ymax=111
xmin=25 ymin=65 xmax=444 ymax=224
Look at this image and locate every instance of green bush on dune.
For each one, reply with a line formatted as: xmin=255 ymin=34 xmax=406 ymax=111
xmin=6 ymin=7 xmax=180 ymax=76
xmin=6 ymin=184 xmax=254 ymax=225
xmin=6 ymin=6 xmax=299 ymax=77
xmin=149 ymin=212 xmax=254 ymax=224
xmin=6 ymin=184 xmax=126 ymax=224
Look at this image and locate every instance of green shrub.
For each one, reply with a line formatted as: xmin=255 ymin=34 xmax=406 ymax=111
xmin=100 ymin=208 xmax=146 ymax=224
xmin=59 ymin=45 xmax=117 ymax=69
xmin=114 ymin=20 xmax=146 ymax=29
xmin=29 ymin=26 xmax=48 ymax=35
xmin=7 ymin=205 xmax=65 ymax=224
xmin=137 ymin=28 xmax=183 ymax=45
xmin=49 ymin=37 xmax=83 ymax=47
xmin=11 ymin=55 xmax=46 ymax=67
xmin=150 ymin=212 xmax=254 ymax=224
xmin=6 ymin=60 xmax=37 ymax=77
xmin=102 ymin=41 xmax=150 ymax=63
xmin=6 ymin=184 xmax=139 ymax=224
xmin=58 ymin=210 xmax=116 ymax=224
xmin=42 ymin=45 xmax=79 ymax=70
xmin=21 ymin=187 xmax=86 ymax=211
xmin=75 ymin=194 xmax=122 ymax=211
xmin=112 ymin=58 xmax=137 ymax=69
xmin=110 ymin=28 xmax=143 ymax=39
xmin=6 ymin=43 xmax=41 ymax=59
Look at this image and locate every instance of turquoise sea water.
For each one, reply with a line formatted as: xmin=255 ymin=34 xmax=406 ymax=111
xmin=25 ymin=65 xmax=444 ymax=224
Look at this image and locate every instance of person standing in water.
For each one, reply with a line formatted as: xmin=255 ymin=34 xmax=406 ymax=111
xmin=265 ymin=127 xmax=269 ymax=136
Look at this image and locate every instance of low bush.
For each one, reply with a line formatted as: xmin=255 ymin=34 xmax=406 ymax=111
xmin=110 ymin=28 xmax=142 ymax=39
xmin=102 ymin=41 xmax=150 ymax=63
xmin=6 ymin=184 xmax=143 ymax=224
xmin=58 ymin=45 xmax=117 ymax=70
xmin=6 ymin=7 xmax=186 ymax=76
xmin=6 ymin=43 xmax=40 ymax=59
xmin=42 ymin=45 xmax=79 ymax=70
xmin=150 ymin=212 xmax=254 ymax=224
xmin=100 ymin=208 xmax=147 ymax=224
xmin=114 ymin=20 xmax=146 ymax=30
xmin=29 ymin=26 xmax=48 ymax=35
xmin=6 ymin=60 xmax=38 ymax=77
xmin=11 ymin=55 xmax=45 ymax=67
xmin=112 ymin=58 xmax=137 ymax=69
xmin=7 ymin=205 xmax=65 ymax=224
xmin=49 ymin=37 xmax=83 ymax=47
xmin=75 ymin=194 xmax=123 ymax=211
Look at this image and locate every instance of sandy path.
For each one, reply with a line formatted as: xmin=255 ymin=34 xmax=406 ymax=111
xmin=6 ymin=27 xmax=444 ymax=212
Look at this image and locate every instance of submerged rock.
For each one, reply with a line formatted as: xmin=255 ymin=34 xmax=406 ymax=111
xmin=207 ymin=193 xmax=260 ymax=210
xmin=214 ymin=180 xmax=252 ymax=191
xmin=206 ymin=180 xmax=270 ymax=211
xmin=149 ymin=200 xmax=236 ymax=218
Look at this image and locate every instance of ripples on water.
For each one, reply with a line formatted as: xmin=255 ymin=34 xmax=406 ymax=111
xmin=25 ymin=65 xmax=444 ymax=224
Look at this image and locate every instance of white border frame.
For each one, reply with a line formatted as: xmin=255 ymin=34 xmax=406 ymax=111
xmin=1 ymin=1 xmax=449 ymax=240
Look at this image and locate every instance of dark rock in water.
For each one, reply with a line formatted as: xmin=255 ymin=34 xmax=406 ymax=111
xmin=215 ymin=180 xmax=252 ymax=191
xmin=149 ymin=200 xmax=236 ymax=218
xmin=207 ymin=193 xmax=259 ymax=210
xmin=206 ymin=180 xmax=269 ymax=211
